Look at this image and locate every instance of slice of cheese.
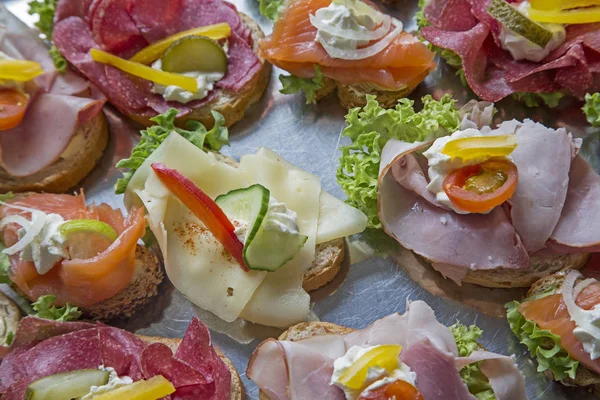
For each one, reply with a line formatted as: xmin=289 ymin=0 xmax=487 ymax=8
xmin=238 ymin=153 xmax=320 ymax=327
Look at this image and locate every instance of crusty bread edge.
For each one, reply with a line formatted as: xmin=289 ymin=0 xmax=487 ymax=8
xmin=137 ymin=335 xmax=244 ymax=400
xmin=0 ymin=111 xmax=108 ymax=193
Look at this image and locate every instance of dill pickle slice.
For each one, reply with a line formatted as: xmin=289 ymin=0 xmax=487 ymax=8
xmin=160 ymin=36 xmax=228 ymax=74
xmin=488 ymin=0 xmax=553 ymax=48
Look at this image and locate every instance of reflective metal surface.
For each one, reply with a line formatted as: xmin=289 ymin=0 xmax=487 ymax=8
xmin=2 ymin=1 xmax=598 ymax=398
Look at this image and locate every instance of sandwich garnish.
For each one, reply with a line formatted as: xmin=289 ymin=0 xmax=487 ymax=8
xmin=28 ymin=0 xmax=67 ymax=71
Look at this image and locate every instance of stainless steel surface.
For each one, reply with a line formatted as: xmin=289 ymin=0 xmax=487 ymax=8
xmin=2 ymin=1 xmax=598 ymax=399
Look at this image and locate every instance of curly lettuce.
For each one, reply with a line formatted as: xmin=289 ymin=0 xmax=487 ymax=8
xmin=451 ymin=324 xmax=496 ymax=400
xmin=415 ymin=0 xmax=430 ymax=30
xmin=506 ymin=287 xmax=579 ymax=381
xmin=115 ymin=108 xmax=229 ymax=194
xmin=337 ymin=94 xmax=461 ymax=228
xmin=511 ymin=92 xmax=564 ymax=108
xmin=32 ymin=295 xmax=81 ymax=322
xmin=584 ymin=92 xmax=600 ymax=127
xmin=279 ymin=66 xmax=325 ymax=104
xmin=28 ymin=0 xmax=68 ymax=71
xmin=259 ymin=0 xmax=284 ymax=21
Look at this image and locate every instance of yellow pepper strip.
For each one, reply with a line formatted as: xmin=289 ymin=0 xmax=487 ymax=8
xmin=89 ymin=375 xmax=175 ymax=400
xmin=528 ymin=6 xmax=600 ymax=24
xmin=90 ymin=48 xmax=198 ymax=92
xmin=339 ymin=345 xmax=402 ymax=390
xmin=530 ymin=0 xmax=600 ymax=11
xmin=129 ymin=23 xmax=231 ymax=65
xmin=0 ymin=59 xmax=44 ymax=82
xmin=442 ymin=135 xmax=517 ymax=162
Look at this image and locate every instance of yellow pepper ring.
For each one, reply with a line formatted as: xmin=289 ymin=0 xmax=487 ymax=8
xmin=528 ymin=6 xmax=600 ymax=24
xmin=338 ymin=345 xmax=403 ymax=390
xmin=0 ymin=59 xmax=44 ymax=82
xmin=441 ymin=135 xmax=518 ymax=162
xmin=90 ymin=48 xmax=198 ymax=93
xmin=530 ymin=0 xmax=600 ymax=11
xmin=90 ymin=375 xmax=175 ymax=400
xmin=129 ymin=22 xmax=231 ymax=65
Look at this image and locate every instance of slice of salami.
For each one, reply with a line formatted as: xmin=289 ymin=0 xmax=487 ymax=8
xmin=10 ymin=317 xmax=96 ymax=348
xmin=129 ymin=0 xmax=184 ymax=43
xmin=424 ymin=0 xmax=477 ymax=32
xmin=217 ymin=32 xmax=262 ymax=92
xmin=2 ymin=379 xmax=28 ymax=400
xmin=91 ymin=0 xmax=148 ymax=58
xmin=99 ymin=327 xmax=146 ymax=380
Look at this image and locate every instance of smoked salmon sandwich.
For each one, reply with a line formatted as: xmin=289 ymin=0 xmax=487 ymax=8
xmin=507 ymin=269 xmax=600 ymax=395
xmin=0 ymin=316 xmax=243 ymax=400
xmin=0 ymin=191 xmax=162 ymax=321
xmin=259 ymin=0 xmax=437 ymax=108
xmin=338 ymin=95 xmax=600 ymax=288
xmin=0 ymin=23 xmax=107 ymax=193
xmin=247 ymin=300 xmax=527 ymax=400
xmin=45 ymin=0 xmax=271 ymax=128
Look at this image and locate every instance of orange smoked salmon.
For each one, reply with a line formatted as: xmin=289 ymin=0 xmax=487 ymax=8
xmin=0 ymin=193 xmax=145 ymax=307
xmin=259 ymin=0 xmax=436 ymax=90
xmin=519 ymin=282 xmax=600 ymax=375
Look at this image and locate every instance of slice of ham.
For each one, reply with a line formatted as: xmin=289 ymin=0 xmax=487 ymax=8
xmin=247 ymin=301 xmax=527 ymax=400
xmin=0 ymin=93 xmax=104 ymax=177
xmin=508 ymin=120 xmax=574 ymax=253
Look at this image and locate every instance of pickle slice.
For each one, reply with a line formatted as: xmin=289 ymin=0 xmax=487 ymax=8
xmin=487 ymin=0 xmax=553 ymax=48
xmin=25 ymin=369 xmax=110 ymax=400
xmin=161 ymin=36 xmax=228 ymax=74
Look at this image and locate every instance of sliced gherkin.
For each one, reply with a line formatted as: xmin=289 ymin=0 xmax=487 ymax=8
xmin=488 ymin=0 xmax=553 ymax=48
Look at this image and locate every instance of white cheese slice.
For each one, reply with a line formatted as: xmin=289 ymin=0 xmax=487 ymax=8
xmin=238 ymin=153 xmax=320 ymax=327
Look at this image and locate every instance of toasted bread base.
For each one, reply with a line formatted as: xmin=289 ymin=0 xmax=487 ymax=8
xmin=129 ymin=13 xmax=271 ymax=129
xmin=137 ymin=334 xmax=244 ymax=400
xmin=0 ymin=111 xmax=108 ymax=193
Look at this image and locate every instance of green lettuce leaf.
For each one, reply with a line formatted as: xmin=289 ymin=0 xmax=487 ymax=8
xmin=0 ymin=240 xmax=11 ymax=285
xmin=32 ymin=294 xmax=81 ymax=321
xmin=506 ymin=287 xmax=579 ymax=381
xmin=279 ymin=66 xmax=325 ymax=104
xmin=259 ymin=0 xmax=284 ymax=21
xmin=336 ymin=94 xmax=461 ymax=228
xmin=4 ymin=331 xmax=14 ymax=346
xmin=115 ymin=108 xmax=229 ymax=194
xmin=28 ymin=0 xmax=68 ymax=71
xmin=415 ymin=0 xmax=430 ymax=30
xmin=584 ymin=93 xmax=600 ymax=127
xmin=49 ymin=45 xmax=67 ymax=73
xmin=451 ymin=323 xmax=496 ymax=400
xmin=512 ymin=92 xmax=564 ymax=108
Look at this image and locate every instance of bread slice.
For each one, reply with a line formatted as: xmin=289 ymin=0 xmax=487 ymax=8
xmin=526 ymin=270 xmax=600 ymax=395
xmin=128 ymin=13 xmax=271 ymax=129
xmin=138 ymin=335 xmax=244 ymax=400
xmin=0 ymin=111 xmax=108 ymax=193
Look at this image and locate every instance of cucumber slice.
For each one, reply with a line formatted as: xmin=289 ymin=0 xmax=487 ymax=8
xmin=161 ymin=36 xmax=228 ymax=74
xmin=25 ymin=369 xmax=110 ymax=400
xmin=216 ymin=184 xmax=307 ymax=272
xmin=488 ymin=0 xmax=553 ymax=48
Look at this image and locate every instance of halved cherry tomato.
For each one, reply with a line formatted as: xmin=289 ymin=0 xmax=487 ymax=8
xmin=151 ymin=162 xmax=249 ymax=271
xmin=0 ymin=89 xmax=28 ymax=131
xmin=443 ymin=159 xmax=518 ymax=213
xmin=358 ymin=380 xmax=424 ymax=400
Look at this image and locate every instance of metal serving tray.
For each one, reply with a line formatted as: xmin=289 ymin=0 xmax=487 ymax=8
xmin=2 ymin=0 xmax=598 ymax=398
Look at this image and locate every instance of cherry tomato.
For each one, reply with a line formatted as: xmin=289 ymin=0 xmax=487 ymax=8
xmin=0 ymin=89 xmax=28 ymax=131
xmin=358 ymin=380 xmax=424 ymax=400
xmin=443 ymin=159 xmax=518 ymax=213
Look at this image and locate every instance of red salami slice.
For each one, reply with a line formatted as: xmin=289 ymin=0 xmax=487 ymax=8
xmin=99 ymin=327 xmax=146 ymax=380
xmin=217 ymin=33 xmax=262 ymax=91
xmin=129 ymin=0 xmax=184 ymax=43
xmin=424 ymin=0 xmax=477 ymax=32
xmin=10 ymin=317 xmax=96 ymax=347
xmin=2 ymin=379 xmax=29 ymax=400
xmin=91 ymin=0 xmax=148 ymax=58
xmin=141 ymin=343 xmax=212 ymax=389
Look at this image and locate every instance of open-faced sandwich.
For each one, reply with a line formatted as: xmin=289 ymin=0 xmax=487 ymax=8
xmin=258 ymin=0 xmax=437 ymax=108
xmin=0 ymin=191 xmax=162 ymax=320
xmin=115 ymin=109 xmax=367 ymax=328
xmin=0 ymin=24 xmax=106 ymax=193
xmin=248 ymin=300 xmax=527 ymax=400
xmin=0 ymin=316 xmax=242 ymax=399
xmin=419 ymin=0 xmax=600 ymax=107
xmin=507 ymin=269 xmax=600 ymax=395
xmin=338 ymin=95 xmax=600 ymax=287
xmin=44 ymin=0 xmax=270 ymax=128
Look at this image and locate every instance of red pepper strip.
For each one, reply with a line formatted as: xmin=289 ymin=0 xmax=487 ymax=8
xmin=151 ymin=162 xmax=249 ymax=271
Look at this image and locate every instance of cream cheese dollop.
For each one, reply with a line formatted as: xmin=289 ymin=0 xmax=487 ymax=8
xmin=330 ymin=345 xmax=417 ymax=400
xmin=81 ymin=366 xmax=133 ymax=400
xmin=233 ymin=196 xmax=300 ymax=244
xmin=151 ymin=59 xmax=224 ymax=104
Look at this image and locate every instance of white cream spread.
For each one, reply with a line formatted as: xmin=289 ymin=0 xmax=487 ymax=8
xmin=233 ymin=196 xmax=300 ymax=244
xmin=330 ymin=345 xmax=417 ymax=400
xmin=499 ymin=2 xmax=566 ymax=63
xmin=151 ymin=59 xmax=224 ymax=104
xmin=1 ymin=210 xmax=67 ymax=275
xmin=423 ymin=128 xmax=514 ymax=214
xmin=81 ymin=366 xmax=133 ymax=400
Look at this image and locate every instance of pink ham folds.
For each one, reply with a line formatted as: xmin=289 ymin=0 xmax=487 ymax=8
xmin=378 ymin=119 xmax=600 ymax=285
xmin=0 ymin=317 xmax=231 ymax=400
xmin=420 ymin=0 xmax=600 ymax=101
xmin=52 ymin=0 xmax=263 ymax=118
xmin=247 ymin=300 xmax=527 ymax=400
xmin=0 ymin=31 xmax=105 ymax=178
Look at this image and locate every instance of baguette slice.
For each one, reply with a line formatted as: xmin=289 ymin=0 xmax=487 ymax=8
xmin=128 ymin=14 xmax=272 ymax=129
xmin=0 ymin=111 xmax=108 ymax=193
xmin=138 ymin=335 xmax=244 ymax=400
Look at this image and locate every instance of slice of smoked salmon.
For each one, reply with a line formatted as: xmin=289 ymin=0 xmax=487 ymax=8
xmin=1 ymin=193 xmax=145 ymax=308
xmin=259 ymin=0 xmax=436 ymax=90
xmin=519 ymin=282 xmax=600 ymax=374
